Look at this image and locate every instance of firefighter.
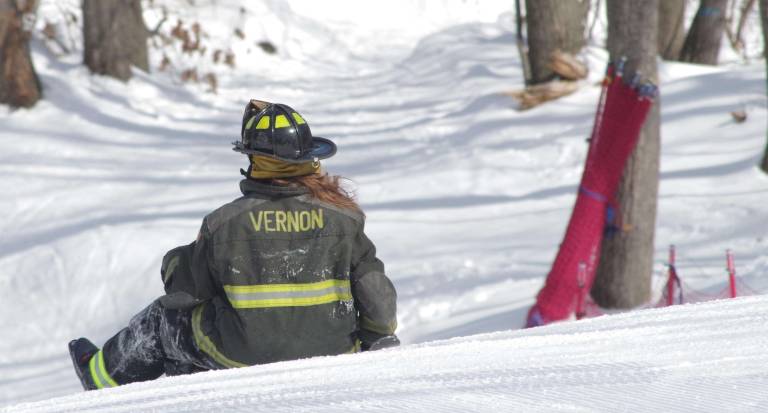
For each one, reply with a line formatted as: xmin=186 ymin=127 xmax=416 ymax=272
xmin=69 ymin=100 xmax=399 ymax=390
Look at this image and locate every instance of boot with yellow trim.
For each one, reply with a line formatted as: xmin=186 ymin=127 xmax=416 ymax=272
xmin=68 ymin=337 xmax=99 ymax=391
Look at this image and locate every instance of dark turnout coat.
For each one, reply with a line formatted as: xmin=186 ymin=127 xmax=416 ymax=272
xmin=159 ymin=179 xmax=397 ymax=368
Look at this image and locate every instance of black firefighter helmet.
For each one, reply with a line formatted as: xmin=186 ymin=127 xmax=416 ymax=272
xmin=233 ymin=100 xmax=337 ymax=163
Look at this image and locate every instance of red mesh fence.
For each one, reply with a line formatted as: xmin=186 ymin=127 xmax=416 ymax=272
xmin=528 ymin=61 xmax=656 ymax=326
xmin=578 ymin=248 xmax=765 ymax=321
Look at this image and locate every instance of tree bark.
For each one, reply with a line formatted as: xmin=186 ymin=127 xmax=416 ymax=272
xmin=525 ymin=0 xmax=589 ymax=85
xmin=658 ymin=0 xmax=686 ymax=60
xmin=759 ymin=0 xmax=768 ymax=173
xmin=591 ymin=0 xmax=660 ymax=309
xmin=679 ymin=0 xmax=729 ymax=65
xmin=83 ymin=0 xmax=148 ymax=81
xmin=0 ymin=0 xmax=41 ymax=108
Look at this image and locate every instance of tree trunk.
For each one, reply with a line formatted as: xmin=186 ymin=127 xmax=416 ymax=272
xmin=525 ymin=0 xmax=589 ymax=85
xmin=591 ymin=0 xmax=660 ymax=309
xmin=83 ymin=0 xmax=148 ymax=81
xmin=679 ymin=0 xmax=728 ymax=65
xmin=0 ymin=0 xmax=41 ymax=108
xmin=759 ymin=0 xmax=768 ymax=173
xmin=658 ymin=0 xmax=686 ymax=60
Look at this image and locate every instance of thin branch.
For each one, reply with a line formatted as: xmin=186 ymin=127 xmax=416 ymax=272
xmin=147 ymin=15 xmax=167 ymax=36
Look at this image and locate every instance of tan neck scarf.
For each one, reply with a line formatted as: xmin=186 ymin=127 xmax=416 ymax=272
xmin=248 ymin=155 xmax=320 ymax=179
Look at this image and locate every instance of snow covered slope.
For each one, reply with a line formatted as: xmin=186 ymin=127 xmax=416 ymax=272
xmin=6 ymin=296 xmax=768 ymax=412
xmin=2 ymin=0 xmax=768 ymax=410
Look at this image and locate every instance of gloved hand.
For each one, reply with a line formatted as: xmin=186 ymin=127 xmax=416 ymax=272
xmin=358 ymin=329 xmax=400 ymax=351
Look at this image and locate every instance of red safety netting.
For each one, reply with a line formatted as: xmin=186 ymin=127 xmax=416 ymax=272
xmin=526 ymin=61 xmax=656 ymax=327
xmin=569 ymin=247 xmax=764 ymax=322
xmin=654 ymin=249 xmax=763 ymax=307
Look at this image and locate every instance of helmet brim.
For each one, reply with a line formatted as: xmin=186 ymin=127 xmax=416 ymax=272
xmin=305 ymin=136 xmax=337 ymax=161
xmin=234 ymin=136 xmax=338 ymax=164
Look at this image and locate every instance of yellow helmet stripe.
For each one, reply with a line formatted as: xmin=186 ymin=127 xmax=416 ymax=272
xmin=292 ymin=112 xmax=306 ymax=124
xmin=255 ymin=116 xmax=270 ymax=129
xmin=274 ymin=115 xmax=291 ymax=128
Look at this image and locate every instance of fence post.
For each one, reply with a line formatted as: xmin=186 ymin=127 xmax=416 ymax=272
xmin=726 ymin=249 xmax=737 ymax=298
xmin=576 ymin=262 xmax=587 ymax=319
xmin=667 ymin=245 xmax=676 ymax=306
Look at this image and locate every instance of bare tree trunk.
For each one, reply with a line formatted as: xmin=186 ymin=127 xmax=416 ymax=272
xmin=0 ymin=0 xmax=41 ymax=108
xmin=591 ymin=0 xmax=660 ymax=309
xmin=515 ymin=0 xmax=532 ymax=85
xmin=658 ymin=0 xmax=686 ymax=60
xmin=525 ymin=0 xmax=589 ymax=85
xmin=759 ymin=0 xmax=768 ymax=173
xmin=679 ymin=0 xmax=729 ymax=65
xmin=83 ymin=0 xmax=148 ymax=81
xmin=728 ymin=0 xmax=757 ymax=55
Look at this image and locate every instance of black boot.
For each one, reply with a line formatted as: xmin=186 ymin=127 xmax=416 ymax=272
xmin=68 ymin=337 xmax=99 ymax=391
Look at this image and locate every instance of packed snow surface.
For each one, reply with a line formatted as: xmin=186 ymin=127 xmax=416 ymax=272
xmin=7 ymin=296 xmax=768 ymax=412
xmin=2 ymin=0 xmax=768 ymax=411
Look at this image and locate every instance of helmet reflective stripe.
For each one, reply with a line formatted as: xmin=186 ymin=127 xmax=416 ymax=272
xmin=255 ymin=116 xmax=270 ymax=129
xmin=245 ymin=116 xmax=270 ymax=130
xmin=223 ymin=279 xmax=352 ymax=309
xmin=292 ymin=112 xmax=306 ymax=124
xmin=88 ymin=350 xmax=118 ymax=389
xmin=274 ymin=114 xmax=291 ymax=128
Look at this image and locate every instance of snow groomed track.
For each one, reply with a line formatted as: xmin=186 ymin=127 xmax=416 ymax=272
xmin=6 ymin=295 xmax=768 ymax=412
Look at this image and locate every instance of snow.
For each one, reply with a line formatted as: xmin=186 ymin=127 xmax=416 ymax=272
xmin=6 ymin=296 xmax=768 ymax=413
xmin=2 ymin=0 xmax=768 ymax=411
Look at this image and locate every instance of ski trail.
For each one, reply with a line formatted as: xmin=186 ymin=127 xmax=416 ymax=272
xmin=5 ymin=296 xmax=768 ymax=413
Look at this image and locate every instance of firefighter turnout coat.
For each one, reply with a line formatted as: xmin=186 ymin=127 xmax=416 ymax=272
xmin=159 ymin=179 xmax=398 ymax=368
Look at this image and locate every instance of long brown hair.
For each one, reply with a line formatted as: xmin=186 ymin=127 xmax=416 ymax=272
xmin=273 ymin=173 xmax=363 ymax=215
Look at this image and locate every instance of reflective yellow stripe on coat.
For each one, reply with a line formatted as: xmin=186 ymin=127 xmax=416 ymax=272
xmin=224 ymin=279 xmax=352 ymax=309
xmin=191 ymin=304 xmax=248 ymax=368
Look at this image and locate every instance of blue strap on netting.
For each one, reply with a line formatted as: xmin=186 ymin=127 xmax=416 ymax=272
xmin=580 ymin=186 xmax=623 ymax=238
xmin=604 ymin=205 xmax=620 ymax=238
xmin=579 ymin=186 xmax=607 ymax=203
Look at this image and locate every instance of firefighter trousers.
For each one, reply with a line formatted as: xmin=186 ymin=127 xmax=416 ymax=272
xmin=99 ymin=299 xmax=220 ymax=386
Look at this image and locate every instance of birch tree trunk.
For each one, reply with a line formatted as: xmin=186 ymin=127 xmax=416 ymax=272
xmin=591 ymin=0 xmax=660 ymax=308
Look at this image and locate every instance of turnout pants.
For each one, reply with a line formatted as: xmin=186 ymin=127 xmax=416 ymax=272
xmin=97 ymin=300 xmax=220 ymax=387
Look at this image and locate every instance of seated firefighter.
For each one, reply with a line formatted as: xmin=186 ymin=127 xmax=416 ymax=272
xmin=69 ymin=100 xmax=399 ymax=390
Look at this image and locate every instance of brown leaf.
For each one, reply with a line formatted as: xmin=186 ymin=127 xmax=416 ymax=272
xmin=730 ymin=110 xmax=747 ymax=123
